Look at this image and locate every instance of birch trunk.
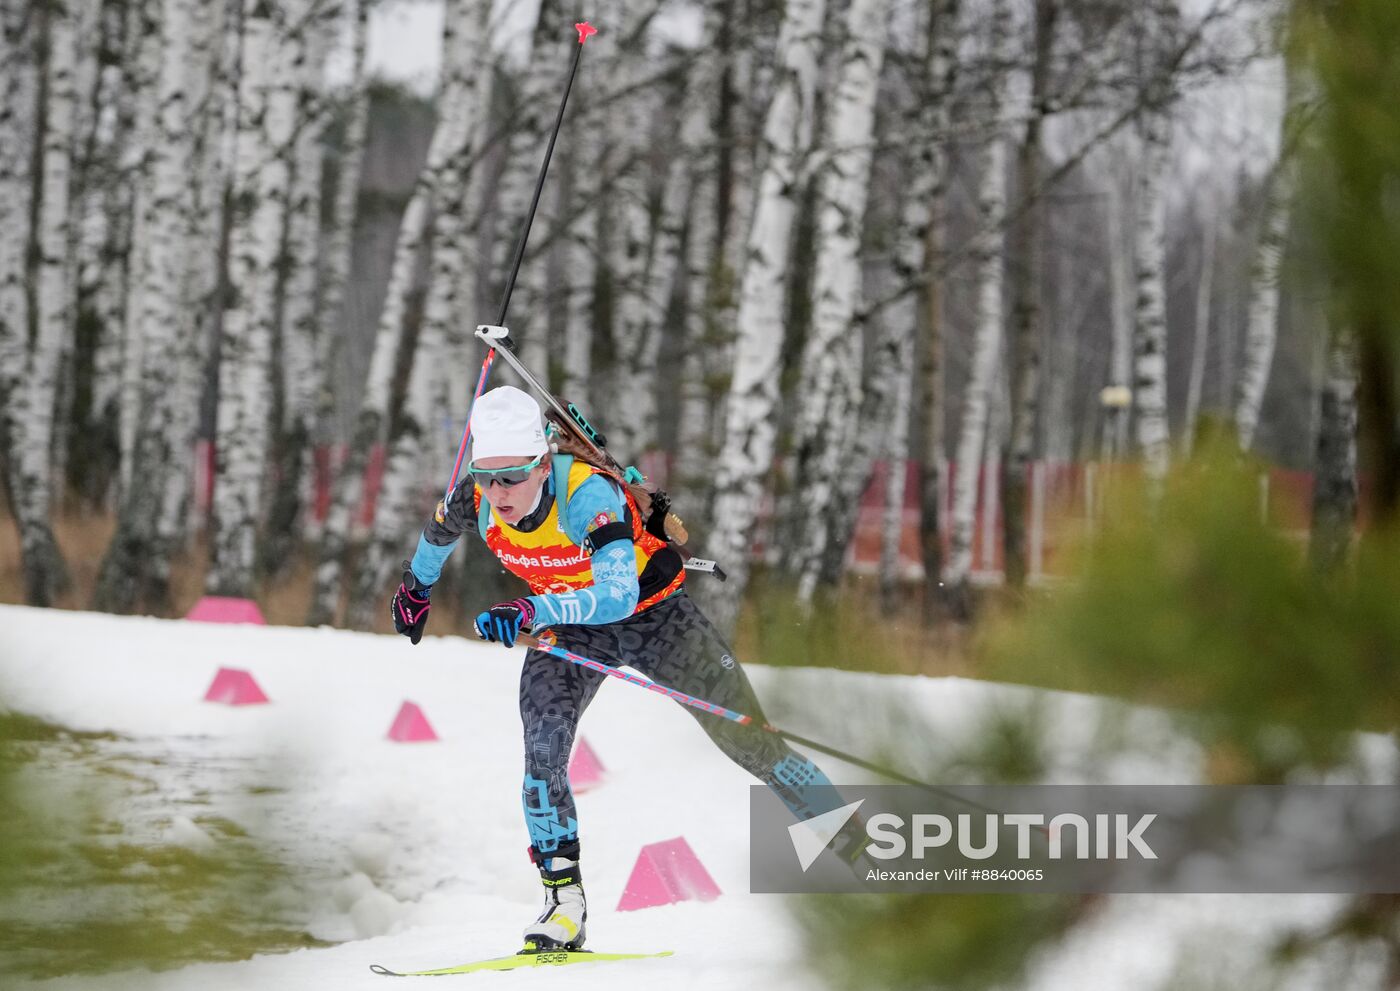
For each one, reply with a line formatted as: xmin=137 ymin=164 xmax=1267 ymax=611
xmin=672 ymin=164 xmax=718 ymax=517
xmin=307 ymin=0 xmax=490 ymax=626
xmin=262 ymin=3 xmax=336 ymax=577
xmin=1131 ymin=106 xmax=1173 ymax=484
xmin=1002 ymin=0 xmax=1058 ymax=590
xmin=606 ymin=58 xmax=663 ymax=462
xmin=1130 ymin=0 xmax=1181 ymax=485
xmin=347 ymin=0 xmax=492 ymax=630
xmin=911 ymin=0 xmax=961 ymax=618
xmin=6 ymin=1 xmax=78 ymax=606
xmin=207 ymin=0 xmax=300 ymax=597
xmin=1234 ymin=159 xmax=1293 ymax=452
xmin=94 ymin=0 xmax=224 ymax=614
xmin=675 ymin=0 xmax=750 ymax=531
xmin=163 ymin=0 xmax=234 ymax=550
xmin=879 ymin=334 xmax=913 ymax=607
xmin=789 ymin=0 xmax=893 ymax=606
xmin=942 ymin=1 xmax=1013 ymax=616
xmin=700 ymin=0 xmax=828 ymax=636
xmin=309 ymin=0 xmax=370 ymax=522
xmin=704 ymin=1 xmax=757 ymax=482
xmin=816 ymin=302 xmax=911 ymax=594
xmin=1308 ymin=324 xmax=1357 ymax=575
xmin=1102 ymin=157 xmax=1135 ymax=461
xmin=305 ymin=192 xmax=428 ymax=624
xmin=490 ymin=0 xmax=566 ymax=374
xmin=69 ymin=0 xmax=131 ymax=504
xmin=116 ymin=0 xmax=168 ymax=494
xmin=1182 ymin=191 xmax=1217 ymax=457
xmin=559 ymin=113 xmax=598 ymax=415
xmin=0 ymin=0 xmax=38 ymax=478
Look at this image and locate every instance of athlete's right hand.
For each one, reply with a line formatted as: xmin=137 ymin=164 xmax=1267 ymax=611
xmin=473 ymin=598 xmax=534 ymax=648
xmin=391 ymin=562 xmax=432 ymax=644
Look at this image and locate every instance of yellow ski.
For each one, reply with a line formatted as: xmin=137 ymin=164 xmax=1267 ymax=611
xmin=369 ymin=947 xmax=673 ymax=977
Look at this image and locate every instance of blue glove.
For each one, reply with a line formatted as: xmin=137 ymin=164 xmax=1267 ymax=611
xmin=391 ymin=562 xmax=432 ymax=645
xmin=473 ymin=598 xmax=534 ymax=648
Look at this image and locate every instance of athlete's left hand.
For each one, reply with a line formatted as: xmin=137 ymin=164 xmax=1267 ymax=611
xmin=473 ymin=598 xmax=535 ymax=648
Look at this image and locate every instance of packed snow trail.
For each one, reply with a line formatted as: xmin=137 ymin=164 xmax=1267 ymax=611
xmin=0 ymin=605 xmax=1372 ymax=990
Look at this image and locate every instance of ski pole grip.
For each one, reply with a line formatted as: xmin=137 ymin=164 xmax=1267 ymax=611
xmin=475 ymin=324 xmax=514 ymax=350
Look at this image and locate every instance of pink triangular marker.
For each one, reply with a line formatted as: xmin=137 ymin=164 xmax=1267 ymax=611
xmin=616 ymin=837 xmax=721 ymax=911
xmin=186 ymin=596 xmax=266 ymax=625
xmin=569 ymin=737 xmax=606 ymax=792
xmin=388 ymin=701 xmax=438 ymax=742
xmin=203 ymin=667 xmax=269 ymax=705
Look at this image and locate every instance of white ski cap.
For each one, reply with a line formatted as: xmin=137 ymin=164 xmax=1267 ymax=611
xmin=470 ymin=386 xmax=549 ymax=464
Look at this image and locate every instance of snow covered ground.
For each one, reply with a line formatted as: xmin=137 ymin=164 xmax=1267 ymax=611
xmin=0 ymin=604 xmax=1383 ymax=990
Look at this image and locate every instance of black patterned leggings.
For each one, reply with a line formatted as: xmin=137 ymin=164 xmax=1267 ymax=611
xmin=517 ymin=591 xmax=839 ymax=861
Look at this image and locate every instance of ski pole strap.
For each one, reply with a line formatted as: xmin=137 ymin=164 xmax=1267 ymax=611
xmin=514 ymin=632 xmax=1021 ymax=822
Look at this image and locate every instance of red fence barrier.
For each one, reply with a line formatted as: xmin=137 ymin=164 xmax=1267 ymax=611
xmin=190 ymin=445 xmax=1331 ymax=583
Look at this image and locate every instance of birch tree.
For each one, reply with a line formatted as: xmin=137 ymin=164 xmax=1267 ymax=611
xmin=3 ymin=0 xmax=78 ymax=606
xmin=1101 ymin=151 xmax=1135 ymax=461
xmin=307 ymin=0 xmax=488 ymax=626
xmin=1182 ymin=187 xmax=1219 ymax=456
xmin=309 ymin=0 xmax=370 ymax=494
xmin=1234 ymin=81 xmax=1297 ymax=452
xmin=943 ymin=0 xmax=1014 ymax=616
xmin=94 ymin=0 xmax=227 ymax=613
xmin=305 ymin=194 xmax=427 ymax=624
xmin=489 ymin=0 xmax=567 ymax=377
xmin=69 ymin=0 xmax=134 ymax=502
xmin=559 ymin=113 xmax=600 ymax=415
xmin=116 ymin=0 xmax=169 ymax=495
xmin=606 ymin=54 xmax=665 ymax=462
xmin=907 ymin=0 xmax=962 ymax=615
xmin=1308 ymin=325 xmax=1357 ymax=574
xmin=1003 ymin=0 xmax=1059 ymax=590
xmin=347 ymin=0 xmax=493 ymax=629
xmin=1130 ymin=0 xmax=1182 ymax=485
xmin=262 ymin=1 xmax=339 ymax=577
xmin=702 ymin=0 xmax=828 ymax=635
xmin=207 ymin=0 xmax=308 ymax=597
xmin=816 ymin=303 xmax=911 ymax=595
xmin=788 ymin=0 xmax=893 ymax=605
xmin=0 ymin=0 xmax=38 ymax=478
xmin=879 ymin=332 xmax=913 ymax=607
xmin=675 ymin=0 xmax=755 ymax=529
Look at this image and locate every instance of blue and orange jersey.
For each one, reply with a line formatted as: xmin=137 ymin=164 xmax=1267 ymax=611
xmin=410 ymin=455 xmax=684 ymax=626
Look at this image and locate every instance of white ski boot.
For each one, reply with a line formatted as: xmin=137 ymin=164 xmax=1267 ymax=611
xmin=522 ymin=856 xmax=587 ymax=952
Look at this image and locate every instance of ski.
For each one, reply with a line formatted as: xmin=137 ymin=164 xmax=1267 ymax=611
xmin=369 ymin=948 xmax=673 ymax=977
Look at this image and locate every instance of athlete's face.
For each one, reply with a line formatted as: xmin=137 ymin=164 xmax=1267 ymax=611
xmin=474 ymin=455 xmax=550 ymax=525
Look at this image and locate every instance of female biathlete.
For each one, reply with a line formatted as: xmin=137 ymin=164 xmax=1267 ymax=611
xmin=390 ymin=385 xmax=864 ymax=951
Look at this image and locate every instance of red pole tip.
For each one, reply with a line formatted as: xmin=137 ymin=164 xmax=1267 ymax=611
xmin=575 ymin=21 xmax=597 ymax=44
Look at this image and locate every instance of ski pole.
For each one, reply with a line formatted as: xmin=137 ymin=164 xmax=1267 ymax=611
xmin=442 ymin=348 xmax=499 ymax=507
xmin=496 ymin=20 xmax=597 ymax=329
xmin=517 ymin=631 xmax=1018 ymax=821
xmin=441 ymin=21 xmax=598 ymax=500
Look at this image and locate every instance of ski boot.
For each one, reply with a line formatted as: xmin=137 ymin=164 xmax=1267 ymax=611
xmin=522 ymin=851 xmax=587 ymax=952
